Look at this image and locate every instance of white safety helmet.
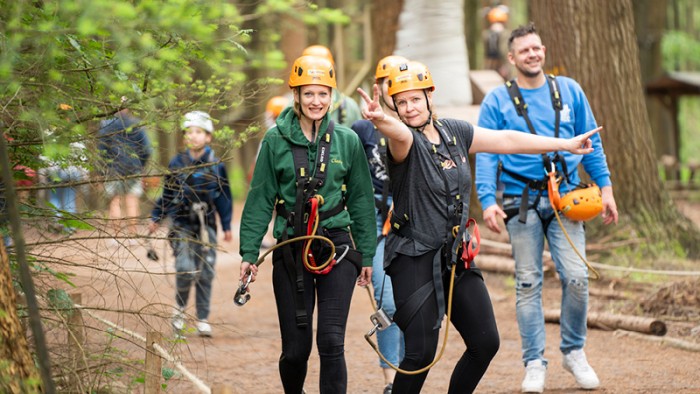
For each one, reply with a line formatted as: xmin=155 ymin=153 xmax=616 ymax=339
xmin=182 ymin=111 xmax=214 ymax=133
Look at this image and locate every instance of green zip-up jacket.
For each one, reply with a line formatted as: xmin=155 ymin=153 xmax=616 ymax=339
xmin=240 ymin=107 xmax=376 ymax=267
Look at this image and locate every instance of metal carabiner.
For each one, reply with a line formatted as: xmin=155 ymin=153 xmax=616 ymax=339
xmin=233 ymin=273 xmax=253 ymax=307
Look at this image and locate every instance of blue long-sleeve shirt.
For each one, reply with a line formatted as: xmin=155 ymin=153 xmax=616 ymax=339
xmin=476 ymin=76 xmax=612 ymax=210
xmin=151 ymin=146 xmax=233 ymax=232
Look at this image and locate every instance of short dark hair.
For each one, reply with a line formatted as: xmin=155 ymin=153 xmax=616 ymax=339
xmin=508 ymin=22 xmax=538 ymax=50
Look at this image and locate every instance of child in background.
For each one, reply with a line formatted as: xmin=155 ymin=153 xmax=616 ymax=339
xmin=149 ymin=111 xmax=233 ymax=337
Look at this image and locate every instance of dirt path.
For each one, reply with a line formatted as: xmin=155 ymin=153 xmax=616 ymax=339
xmin=44 ymin=203 xmax=700 ymax=394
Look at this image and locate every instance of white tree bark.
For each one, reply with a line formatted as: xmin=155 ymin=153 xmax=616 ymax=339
xmin=394 ymin=0 xmax=473 ymax=107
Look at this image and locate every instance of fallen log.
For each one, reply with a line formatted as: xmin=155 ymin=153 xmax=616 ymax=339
xmin=588 ymin=287 xmax=627 ymax=300
xmin=614 ymin=330 xmax=700 ymax=353
xmin=544 ymin=309 xmax=667 ymax=336
xmin=476 ymin=255 xmax=515 ymax=274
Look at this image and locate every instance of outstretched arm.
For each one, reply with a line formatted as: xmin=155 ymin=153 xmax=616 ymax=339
xmin=357 ymin=85 xmax=413 ymax=163
xmin=470 ymin=126 xmax=603 ymax=155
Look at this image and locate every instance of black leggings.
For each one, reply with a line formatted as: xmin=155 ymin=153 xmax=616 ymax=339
xmin=271 ymin=241 xmax=359 ymax=394
xmin=387 ymin=250 xmax=500 ymax=394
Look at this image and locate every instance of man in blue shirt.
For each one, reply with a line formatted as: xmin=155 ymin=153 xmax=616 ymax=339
xmin=476 ymin=23 xmax=618 ymax=393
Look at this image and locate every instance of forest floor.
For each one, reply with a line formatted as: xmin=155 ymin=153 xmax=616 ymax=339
xmin=33 ymin=198 xmax=700 ymax=394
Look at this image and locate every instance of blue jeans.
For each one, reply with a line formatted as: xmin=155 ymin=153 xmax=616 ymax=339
xmin=170 ymin=225 xmax=217 ymax=320
xmin=372 ymin=195 xmax=404 ymax=369
xmin=504 ymin=194 xmax=589 ymax=365
xmin=46 ymin=166 xmax=84 ymax=217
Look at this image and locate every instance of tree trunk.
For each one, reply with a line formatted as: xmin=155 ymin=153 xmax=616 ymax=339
xmin=370 ymin=0 xmax=404 ymax=69
xmin=0 ymin=244 xmax=39 ymax=393
xmin=464 ymin=0 xmax=482 ymax=72
xmin=530 ymin=0 xmax=700 ymax=258
xmin=633 ymin=0 xmax=672 ymax=161
xmin=394 ymin=0 xmax=473 ymax=107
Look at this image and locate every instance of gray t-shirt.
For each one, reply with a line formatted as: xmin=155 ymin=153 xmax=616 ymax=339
xmin=385 ymin=118 xmax=474 ymax=267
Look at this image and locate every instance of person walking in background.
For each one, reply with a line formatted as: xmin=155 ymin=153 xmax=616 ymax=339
xmin=357 ymin=59 xmax=602 ymax=394
xmin=350 ymin=55 xmax=409 ymax=394
xmin=483 ymin=5 xmax=510 ymax=80
xmin=248 ymin=95 xmax=290 ymax=184
xmin=475 ymin=23 xmax=618 ymax=393
xmin=239 ymin=55 xmax=375 ymax=393
xmin=149 ymin=110 xmax=233 ymax=338
xmin=264 ymin=95 xmax=290 ymax=130
xmin=97 ymin=103 xmax=152 ymax=242
xmin=40 ymin=138 xmax=89 ymax=234
xmin=249 ymin=95 xmax=291 ymax=248
xmin=302 ymin=45 xmax=362 ymax=128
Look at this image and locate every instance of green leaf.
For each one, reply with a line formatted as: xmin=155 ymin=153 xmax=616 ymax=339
xmin=46 ymin=288 xmax=74 ymax=317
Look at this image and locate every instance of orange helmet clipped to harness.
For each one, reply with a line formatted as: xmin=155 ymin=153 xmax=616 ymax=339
xmin=266 ymin=96 xmax=289 ymax=118
xmin=558 ymin=185 xmax=603 ymax=221
xmin=302 ymin=45 xmax=335 ymax=64
xmin=386 ymin=61 xmax=435 ymax=97
xmin=288 ymin=55 xmax=337 ymax=89
xmin=547 ymin=170 xmax=603 ymax=222
xmin=375 ymin=55 xmax=409 ymax=81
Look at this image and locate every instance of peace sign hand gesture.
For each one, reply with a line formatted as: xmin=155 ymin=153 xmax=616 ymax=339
xmin=357 ymin=84 xmax=387 ymax=123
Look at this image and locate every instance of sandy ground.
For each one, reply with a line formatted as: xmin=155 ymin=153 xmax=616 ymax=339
xmin=34 ymin=201 xmax=700 ymax=394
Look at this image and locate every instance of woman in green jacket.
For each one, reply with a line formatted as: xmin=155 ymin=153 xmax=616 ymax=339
xmin=239 ymin=55 xmax=375 ymax=394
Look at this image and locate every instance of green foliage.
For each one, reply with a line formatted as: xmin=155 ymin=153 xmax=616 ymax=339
xmin=1 ymin=0 xmax=239 ymax=172
xmin=46 ymin=288 xmax=74 ymax=318
xmin=162 ymin=367 xmax=175 ymax=380
xmin=0 ymin=0 xmax=349 ymax=198
xmin=661 ymin=31 xmax=700 ymax=71
xmin=679 ymin=97 xmax=700 ymax=164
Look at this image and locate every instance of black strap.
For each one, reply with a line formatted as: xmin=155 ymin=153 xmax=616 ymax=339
xmin=503 ymin=75 xmax=567 ymax=223
xmin=390 ymin=120 xmax=470 ymax=328
xmin=377 ymin=136 xmax=391 ymax=224
xmin=392 ymin=280 xmax=434 ymax=330
xmin=281 ymin=121 xmax=336 ymax=328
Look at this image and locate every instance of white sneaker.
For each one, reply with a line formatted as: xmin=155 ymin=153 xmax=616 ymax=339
xmin=171 ymin=308 xmax=185 ymax=333
xmin=563 ymin=349 xmax=600 ymax=389
xmin=521 ymin=359 xmax=546 ymax=393
xmin=196 ymin=320 xmax=212 ymax=337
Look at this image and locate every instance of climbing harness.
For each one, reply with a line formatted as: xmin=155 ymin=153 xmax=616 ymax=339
xmin=455 ymin=218 xmax=481 ymax=269
xmin=191 ymin=202 xmax=210 ymax=253
xmin=364 ymin=218 xmax=481 ymax=375
xmin=374 ymin=135 xmax=392 ymax=243
xmin=504 ymin=76 xmax=602 ymax=279
xmin=364 ymin=267 xmax=457 ymax=375
xmin=364 ymin=120 xmax=482 ymax=374
xmin=172 ymin=148 xmax=221 ymax=252
xmin=502 ymin=75 xmax=575 ymax=223
xmin=235 ymin=121 xmax=362 ymax=328
xmin=233 ymin=234 xmax=336 ymax=307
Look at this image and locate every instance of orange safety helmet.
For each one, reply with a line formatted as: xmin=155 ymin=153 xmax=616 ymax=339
xmin=487 ymin=7 xmax=508 ymax=24
xmin=288 ymin=55 xmax=337 ymax=89
xmin=375 ymin=55 xmax=409 ymax=81
xmin=558 ymin=185 xmax=603 ymax=221
xmin=302 ymin=45 xmax=335 ymax=64
xmin=266 ymin=96 xmax=289 ymax=118
xmin=386 ymin=61 xmax=435 ymax=97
